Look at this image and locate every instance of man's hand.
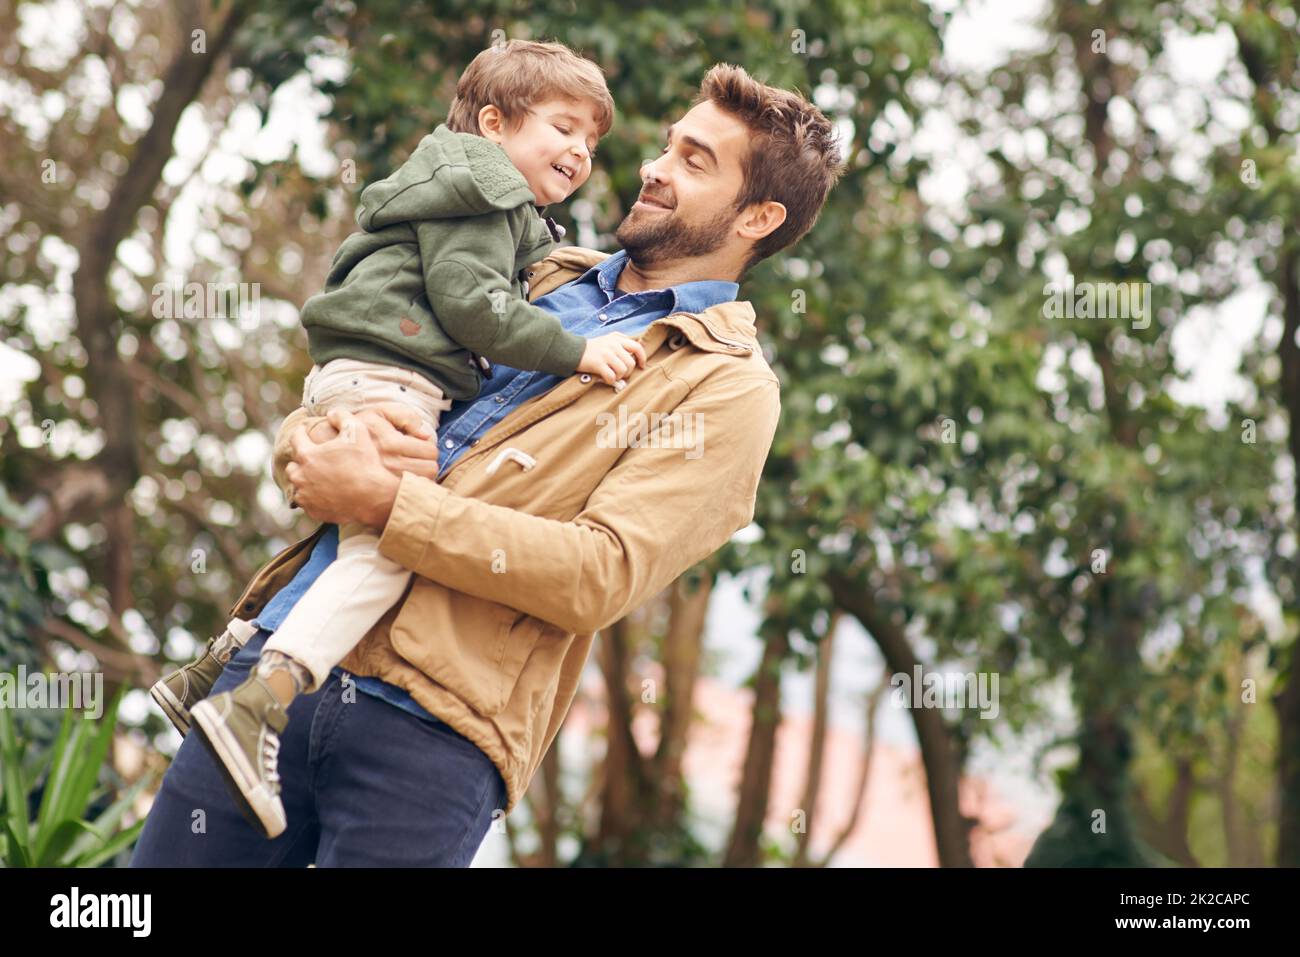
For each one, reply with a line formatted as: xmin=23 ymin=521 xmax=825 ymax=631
xmin=305 ymin=403 xmax=441 ymax=481
xmin=348 ymin=403 xmax=442 ymax=482
xmin=305 ymin=417 xmax=340 ymax=443
xmin=283 ymin=402 xmax=442 ymax=525
xmin=285 ymin=409 xmax=403 ymax=530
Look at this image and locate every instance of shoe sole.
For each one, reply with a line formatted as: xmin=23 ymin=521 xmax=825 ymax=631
xmin=190 ymin=700 xmax=287 ymax=839
xmin=150 ymin=681 xmax=192 ymax=737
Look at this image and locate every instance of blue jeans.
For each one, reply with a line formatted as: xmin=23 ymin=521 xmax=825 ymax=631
xmin=129 ymin=629 xmax=506 ymax=867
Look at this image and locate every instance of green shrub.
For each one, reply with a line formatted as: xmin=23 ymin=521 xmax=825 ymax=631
xmin=0 ymin=689 xmax=154 ymax=867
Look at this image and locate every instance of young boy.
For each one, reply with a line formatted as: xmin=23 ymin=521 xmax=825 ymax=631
xmin=149 ymin=39 xmax=643 ymax=838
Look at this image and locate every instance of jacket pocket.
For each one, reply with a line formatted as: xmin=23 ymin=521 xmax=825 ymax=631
xmin=388 ymin=583 xmax=540 ymax=717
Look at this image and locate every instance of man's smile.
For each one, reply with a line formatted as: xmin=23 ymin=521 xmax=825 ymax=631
xmin=633 ymin=192 xmax=674 ymax=212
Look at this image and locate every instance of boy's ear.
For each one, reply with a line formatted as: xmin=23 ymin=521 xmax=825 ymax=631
xmin=478 ymin=104 xmax=506 ymax=143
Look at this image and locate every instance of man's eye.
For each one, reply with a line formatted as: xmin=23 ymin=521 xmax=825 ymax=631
xmin=556 ymin=125 xmax=571 ymax=135
xmin=687 ymin=159 xmax=703 ymax=171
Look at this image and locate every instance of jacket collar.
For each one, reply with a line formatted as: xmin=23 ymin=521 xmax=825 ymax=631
xmin=527 ymin=247 xmax=759 ymax=355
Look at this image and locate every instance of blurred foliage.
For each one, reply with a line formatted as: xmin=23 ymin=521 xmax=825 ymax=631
xmin=1 ymin=486 xmax=52 ymax=672
xmin=0 ymin=0 xmax=1295 ymax=865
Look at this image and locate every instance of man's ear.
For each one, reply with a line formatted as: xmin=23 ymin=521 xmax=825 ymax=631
xmin=735 ymin=200 xmax=787 ymax=244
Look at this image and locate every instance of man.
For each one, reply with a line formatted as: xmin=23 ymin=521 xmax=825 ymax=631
xmin=130 ymin=63 xmax=845 ymax=866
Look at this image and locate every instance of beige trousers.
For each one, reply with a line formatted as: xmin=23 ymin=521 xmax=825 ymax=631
xmin=261 ymin=358 xmax=451 ymax=691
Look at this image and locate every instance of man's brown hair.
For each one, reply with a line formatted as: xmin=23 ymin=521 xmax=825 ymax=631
xmin=692 ymin=64 xmax=847 ymax=273
xmin=446 ymin=39 xmax=615 ymax=140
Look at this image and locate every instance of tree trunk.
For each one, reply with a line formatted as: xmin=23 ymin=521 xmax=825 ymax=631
xmin=63 ymin=0 xmax=250 ymax=770
xmin=650 ymin=570 xmax=713 ymax=832
xmin=68 ymin=1 xmax=250 ymax=532
xmin=1230 ymin=15 xmax=1300 ymax=872
xmin=1272 ymin=251 xmax=1300 ymax=866
xmin=811 ymin=666 xmax=890 ymax=867
xmin=722 ymin=623 xmax=788 ymax=867
xmin=593 ymin=615 xmax=652 ymax=863
xmin=514 ymin=743 xmax=562 ymax=867
xmin=1022 ymin=4 xmax=1161 ymax=868
xmin=792 ymin=611 xmax=838 ymax=866
xmin=828 ymin=573 xmax=975 ymax=866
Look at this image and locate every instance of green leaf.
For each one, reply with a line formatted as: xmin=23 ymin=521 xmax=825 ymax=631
xmin=3 ymin=818 xmax=32 ymax=868
xmin=34 ymin=818 xmax=94 ymax=868
xmin=0 ymin=707 xmax=30 ymax=854
xmin=77 ymin=820 xmax=145 ymax=869
xmin=65 ymin=772 xmax=154 ymax=864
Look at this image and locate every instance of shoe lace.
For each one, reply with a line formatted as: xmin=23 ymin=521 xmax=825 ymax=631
xmin=262 ymin=731 xmax=282 ymax=794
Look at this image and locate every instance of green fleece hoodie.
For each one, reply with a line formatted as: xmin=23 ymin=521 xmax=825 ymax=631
xmin=299 ymin=124 xmax=589 ymax=400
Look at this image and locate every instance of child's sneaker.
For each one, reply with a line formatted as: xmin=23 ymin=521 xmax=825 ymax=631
xmin=190 ymin=670 xmax=289 ymax=839
xmin=150 ymin=621 xmax=254 ymax=736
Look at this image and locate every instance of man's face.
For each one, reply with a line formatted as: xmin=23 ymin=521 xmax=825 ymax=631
xmin=615 ymin=100 xmax=752 ymax=267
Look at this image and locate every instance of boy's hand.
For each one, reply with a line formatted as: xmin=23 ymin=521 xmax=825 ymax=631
xmin=576 ymin=333 xmax=647 ymax=386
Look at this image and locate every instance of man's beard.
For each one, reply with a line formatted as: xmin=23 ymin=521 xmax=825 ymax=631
xmin=615 ymin=201 xmax=736 ymax=267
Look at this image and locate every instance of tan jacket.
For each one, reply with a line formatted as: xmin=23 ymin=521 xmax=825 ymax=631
xmin=230 ymin=246 xmax=781 ymax=814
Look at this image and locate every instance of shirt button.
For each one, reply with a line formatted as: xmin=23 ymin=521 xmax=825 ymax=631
xmin=443 ymin=439 xmax=454 ymax=449
xmin=495 ymin=395 xmax=507 ymax=403
xmin=598 ymin=313 xmax=608 ymax=322
xmin=471 ymin=439 xmax=479 ymax=447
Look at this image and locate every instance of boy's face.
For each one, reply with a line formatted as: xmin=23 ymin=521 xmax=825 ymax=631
xmin=481 ymin=97 xmax=601 ymax=207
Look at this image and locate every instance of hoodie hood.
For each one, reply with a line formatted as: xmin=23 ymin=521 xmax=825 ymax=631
xmin=357 ymin=124 xmax=540 ymax=230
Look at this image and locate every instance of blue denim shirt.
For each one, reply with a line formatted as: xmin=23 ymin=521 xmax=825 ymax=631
xmin=252 ymin=248 xmax=738 ymax=723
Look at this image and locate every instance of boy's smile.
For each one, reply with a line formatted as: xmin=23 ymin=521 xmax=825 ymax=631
xmin=478 ymin=97 xmax=602 ymax=206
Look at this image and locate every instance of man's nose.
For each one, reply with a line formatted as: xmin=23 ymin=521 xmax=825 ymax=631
xmin=640 ymin=155 xmax=667 ymax=184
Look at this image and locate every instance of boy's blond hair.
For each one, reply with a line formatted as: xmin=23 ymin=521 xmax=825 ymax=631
xmin=446 ymin=39 xmax=615 ymax=139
